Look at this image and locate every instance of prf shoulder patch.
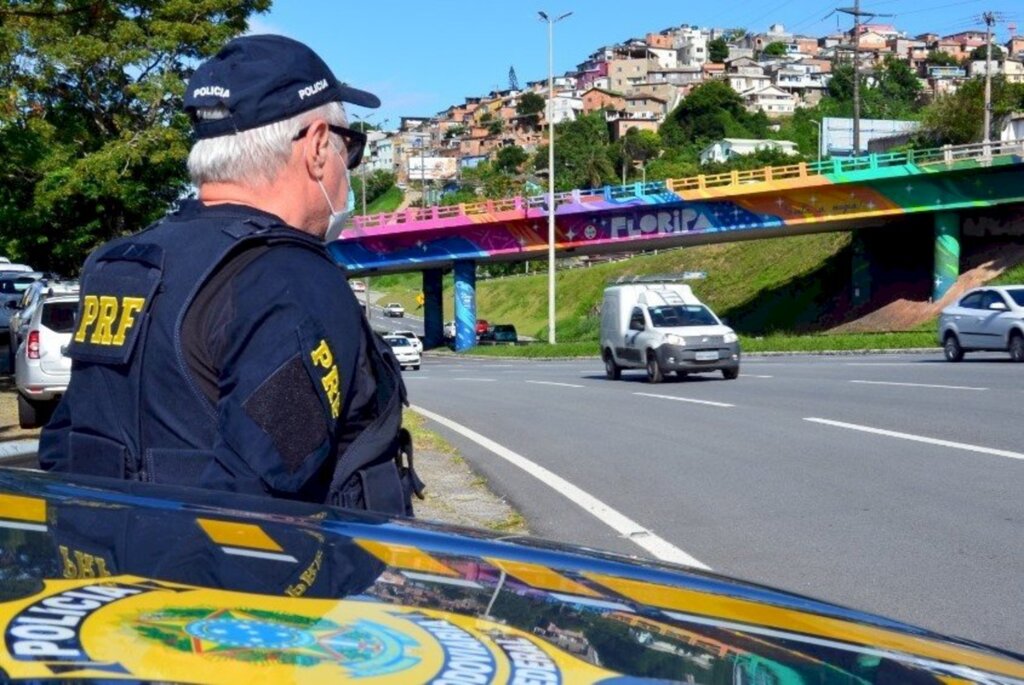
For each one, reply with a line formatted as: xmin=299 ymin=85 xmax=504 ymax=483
xmin=67 ymin=242 xmax=164 ymax=366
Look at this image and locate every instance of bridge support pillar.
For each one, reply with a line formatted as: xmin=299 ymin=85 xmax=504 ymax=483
xmin=453 ymin=260 xmax=477 ymax=352
xmin=851 ymin=232 xmax=872 ymax=307
xmin=422 ymin=268 xmax=444 ymax=350
xmin=933 ymin=212 xmax=960 ymax=301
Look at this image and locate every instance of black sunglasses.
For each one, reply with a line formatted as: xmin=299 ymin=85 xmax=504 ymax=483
xmin=293 ymin=123 xmax=367 ymax=169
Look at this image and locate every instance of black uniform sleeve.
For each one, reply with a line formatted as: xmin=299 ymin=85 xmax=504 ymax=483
xmin=199 ymin=248 xmax=370 ymax=499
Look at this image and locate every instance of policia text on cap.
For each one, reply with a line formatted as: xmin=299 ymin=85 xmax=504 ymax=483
xmin=39 ymin=35 xmax=422 ymax=515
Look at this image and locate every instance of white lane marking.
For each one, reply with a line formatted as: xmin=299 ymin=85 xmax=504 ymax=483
xmin=411 ymin=405 xmax=708 ymax=569
xmin=844 ymin=362 xmax=926 ymax=366
xmin=849 ymin=380 xmax=987 ymax=391
xmin=746 ymin=374 xmax=774 ymax=379
xmin=805 ymin=418 xmax=1024 ymax=462
xmin=452 ymin=378 xmax=497 ymax=382
xmin=222 ymin=547 xmax=298 ymax=563
xmin=526 ymin=380 xmax=585 ymax=388
xmin=634 ymin=393 xmax=735 ymax=408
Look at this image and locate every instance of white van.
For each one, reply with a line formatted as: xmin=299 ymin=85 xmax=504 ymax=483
xmin=600 ymin=282 xmax=740 ymax=382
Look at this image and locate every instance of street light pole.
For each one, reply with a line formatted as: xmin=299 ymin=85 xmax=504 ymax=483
xmin=539 ymin=9 xmax=572 ymax=345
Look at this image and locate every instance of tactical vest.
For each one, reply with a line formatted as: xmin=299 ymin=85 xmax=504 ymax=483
xmin=57 ymin=203 xmax=421 ymax=515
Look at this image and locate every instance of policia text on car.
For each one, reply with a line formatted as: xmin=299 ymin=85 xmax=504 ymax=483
xmin=38 ymin=35 xmax=423 ymax=515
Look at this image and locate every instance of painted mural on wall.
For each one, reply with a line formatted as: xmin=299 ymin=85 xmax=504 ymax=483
xmin=331 ymin=155 xmax=1024 ymax=274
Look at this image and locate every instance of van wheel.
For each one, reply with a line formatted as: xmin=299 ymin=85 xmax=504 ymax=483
xmin=603 ymin=350 xmax=621 ymax=380
xmin=1009 ymin=332 xmax=1024 ymax=362
xmin=722 ymin=367 xmax=739 ymax=380
xmin=943 ymin=333 xmax=964 ymax=362
xmin=646 ymin=351 xmax=664 ymax=384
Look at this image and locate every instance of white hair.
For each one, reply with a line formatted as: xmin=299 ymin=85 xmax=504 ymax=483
xmin=187 ymin=101 xmax=347 ymax=186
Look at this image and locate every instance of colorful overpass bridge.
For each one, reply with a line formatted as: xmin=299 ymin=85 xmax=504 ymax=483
xmin=330 ymin=141 xmax=1024 ymax=350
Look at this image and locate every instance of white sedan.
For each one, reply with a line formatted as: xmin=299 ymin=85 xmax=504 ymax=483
xmin=391 ymin=330 xmax=423 ymax=353
xmin=383 ymin=335 xmax=420 ymax=370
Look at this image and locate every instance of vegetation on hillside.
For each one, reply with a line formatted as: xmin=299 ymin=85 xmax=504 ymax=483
xmin=0 ymin=1 xmax=270 ymax=273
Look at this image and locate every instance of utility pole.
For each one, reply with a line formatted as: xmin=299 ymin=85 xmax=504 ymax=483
xmin=837 ymin=2 xmax=890 ymax=156
xmin=983 ymin=11 xmax=995 ymax=151
xmin=539 ymin=10 xmax=573 ymax=345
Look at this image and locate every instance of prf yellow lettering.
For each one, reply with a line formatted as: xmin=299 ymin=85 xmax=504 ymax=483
xmin=111 ymin=297 xmax=144 ymax=345
xmin=74 ymin=296 xmax=100 ymax=342
xmin=73 ymin=295 xmax=146 ymax=346
xmin=310 ymin=340 xmax=333 ymax=368
xmin=58 ymin=545 xmax=111 ymax=579
xmin=310 ymin=339 xmax=341 ymax=419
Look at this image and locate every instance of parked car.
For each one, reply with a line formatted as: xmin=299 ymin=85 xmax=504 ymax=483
xmin=479 ymin=323 xmax=518 ymax=345
xmin=938 ymin=285 xmax=1024 ymax=362
xmin=443 ymin=320 xmax=456 ymax=339
xmin=14 ymin=293 xmax=78 ymax=428
xmin=8 ymin=280 xmax=78 ymax=369
xmin=349 ymin=279 xmax=366 ymax=293
xmin=391 ymin=330 xmax=423 ymax=353
xmin=0 ymin=272 xmax=43 ymax=334
xmin=475 ymin=319 xmax=490 ymax=336
xmin=0 ymin=256 xmax=35 ymax=273
xmin=383 ymin=302 xmax=405 ymax=317
xmin=383 ymin=335 xmax=420 ymax=370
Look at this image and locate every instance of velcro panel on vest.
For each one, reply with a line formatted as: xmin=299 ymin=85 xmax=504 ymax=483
xmin=68 ymin=242 xmax=164 ymax=365
xmin=243 ymin=355 xmax=329 ymax=474
xmin=68 ymin=431 xmax=127 ymax=480
xmin=144 ymin=448 xmax=217 ymax=487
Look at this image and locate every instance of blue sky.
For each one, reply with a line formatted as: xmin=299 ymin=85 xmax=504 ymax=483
xmin=257 ymin=0 xmax=1020 ymax=126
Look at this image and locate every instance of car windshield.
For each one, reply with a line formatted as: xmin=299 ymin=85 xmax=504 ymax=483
xmin=0 ymin=279 xmax=35 ymax=295
xmin=42 ymin=301 xmax=78 ymax=333
xmin=386 ymin=338 xmax=410 ymax=347
xmin=1006 ymin=288 xmax=1024 ymax=307
xmin=648 ymin=304 xmax=718 ymax=327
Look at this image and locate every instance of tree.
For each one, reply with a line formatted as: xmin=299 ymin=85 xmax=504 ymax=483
xmin=494 ymin=145 xmax=528 ymax=174
xmin=616 ymin=128 xmax=661 ymax=180
xmin=660 ymin=80 xmax=768 ymax=152
xmin=0 ymin=1 xmax=270 ymax=274
xmin=926 ymin=50 xmax=960 ymax=66
xmin=762 ymin=41 xmax=788 ymax=57
xmin=969 ymin=44 xmax=1004 ymax=61
xmin=487 ymin=119 xmax=504 ymax=136
xmin=708 ymin=37 xmax=729 ymax=63
xmin=920 ymin=76 xmax=1024 ymax=145
xmin=546 ymin=112 xmax=616 ymax=190
xmin=516 ymin=92 xmax=546 ymax=117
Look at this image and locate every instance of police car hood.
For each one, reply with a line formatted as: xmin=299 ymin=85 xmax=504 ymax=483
xmin=0 ymin=467 xmax=1021 ymax=684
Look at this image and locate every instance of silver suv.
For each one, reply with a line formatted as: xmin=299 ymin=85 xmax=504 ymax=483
xmin=7 ymin=279 xmax=78 ymax=370
xmin=938 ymin=285 xmax=1024 ymax=362
xmin=14 ymin=294 xmax=78 ymax=428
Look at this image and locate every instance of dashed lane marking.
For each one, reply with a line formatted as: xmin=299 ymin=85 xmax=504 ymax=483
xmin=805 ymin=418 xmax=1024 ymax=462
xmin=849 ymin=380 xmax=987 ymax=391
xmin=634 ymin=393 xmax=735 ymax=408
xmin=526 ymin=381 xmax=585 ymax=388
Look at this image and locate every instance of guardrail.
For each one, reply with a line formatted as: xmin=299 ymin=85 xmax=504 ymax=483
xmin=351 ymin=140 xmax=1024 ymax=231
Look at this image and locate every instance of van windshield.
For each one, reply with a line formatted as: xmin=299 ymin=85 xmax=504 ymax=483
xmin=648 ymin=305 xmax=718 ymax=327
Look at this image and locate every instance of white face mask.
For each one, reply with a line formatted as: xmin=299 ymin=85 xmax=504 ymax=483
xmin=318 ymin=168 xmax=355 ymax=243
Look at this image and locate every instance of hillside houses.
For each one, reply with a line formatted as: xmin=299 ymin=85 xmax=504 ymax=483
xmin=366 ymin=18 xmax=1021 ymax=187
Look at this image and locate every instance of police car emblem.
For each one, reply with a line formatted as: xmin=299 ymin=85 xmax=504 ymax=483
xmin=133 ymin=608 xmax=419 ymax=675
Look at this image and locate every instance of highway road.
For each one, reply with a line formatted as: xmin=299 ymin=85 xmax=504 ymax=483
xmin=405 ymin=352 xmax=1024 ymax=652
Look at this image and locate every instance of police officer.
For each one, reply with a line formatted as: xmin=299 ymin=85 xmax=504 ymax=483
xmin=39 ymin=35 xmax=420 ymax=515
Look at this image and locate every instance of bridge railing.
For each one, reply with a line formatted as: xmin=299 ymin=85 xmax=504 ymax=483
xmin=350 ymin=140 xmax=1023 ymax=231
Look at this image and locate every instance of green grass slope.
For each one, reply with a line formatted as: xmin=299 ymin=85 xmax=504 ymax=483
xmin=367 ymin=232 xmax=854 ymax=340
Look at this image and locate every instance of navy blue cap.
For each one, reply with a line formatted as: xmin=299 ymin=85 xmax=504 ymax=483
xmin=184 ymin=34 xmax=380 ymax=140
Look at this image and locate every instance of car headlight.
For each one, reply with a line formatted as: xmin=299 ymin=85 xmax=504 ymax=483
xmin=723 ymin=331 xmax=738 ymax=344
xmin=664 ymin=334 xmax=685 ymax=346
